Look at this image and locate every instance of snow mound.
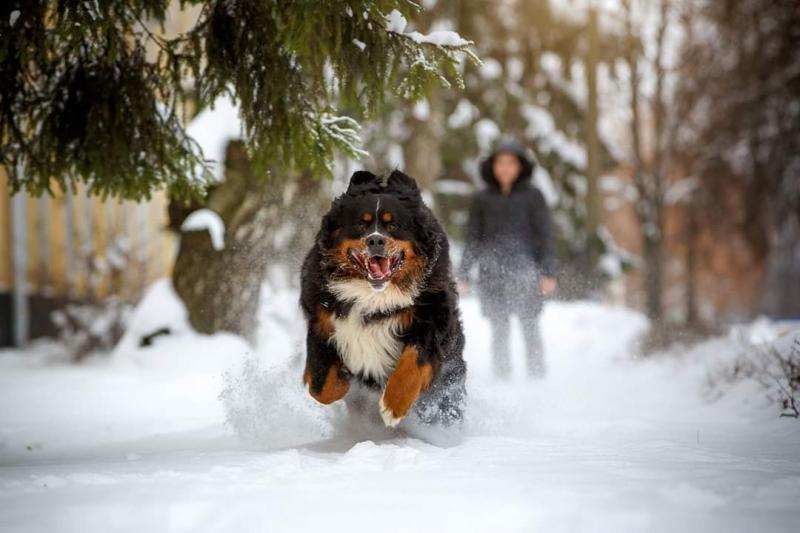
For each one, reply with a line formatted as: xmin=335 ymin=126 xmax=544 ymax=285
xmin=181 ymin=208 xmax=226 ymax=251
xmin=114 ymin=279 xmax=189 ymax=347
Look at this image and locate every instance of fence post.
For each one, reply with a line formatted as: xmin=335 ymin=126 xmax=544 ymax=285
xmin=11 ymin=185 xmax=29 ymax=347
xmin=64 ymin=191 xmax=76 ymax=296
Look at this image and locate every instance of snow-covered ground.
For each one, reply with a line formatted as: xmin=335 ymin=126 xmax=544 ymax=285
xmin=1 ymin=280 xmax=799 ymax=532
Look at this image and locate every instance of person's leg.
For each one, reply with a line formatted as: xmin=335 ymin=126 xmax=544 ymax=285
xmin=490 ymin=311 xmax=512 ymax=379
xmin=480 ymin=281 xmax=513 ymax=379
xmin=520 ymin=310 xmax=545 ymax=378
xmin=516 ymin=277 xmax=545 ymax=378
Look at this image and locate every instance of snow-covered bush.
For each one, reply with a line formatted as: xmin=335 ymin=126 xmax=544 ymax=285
xmin=50 ymin=237 xmax=146 ymax=362
xmin=755 ymin=337 xmax=800 ymax=418
xmin=51 ymin=298 xmax=131 ymax=362
xmin=706 ymin=329 xmax=800 ymax=419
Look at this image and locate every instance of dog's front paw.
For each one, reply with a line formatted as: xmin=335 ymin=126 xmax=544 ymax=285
xmin=379 ymin=394 xmax=404 ymax=428
xmin=378 ymin=346 xmax=433 ymax=428
xmin=305 ymin=364 xmax=350 ymax=405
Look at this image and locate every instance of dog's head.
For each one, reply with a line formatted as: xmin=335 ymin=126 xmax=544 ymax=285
xmin=317 ymin=170 xmax=440 ymax=293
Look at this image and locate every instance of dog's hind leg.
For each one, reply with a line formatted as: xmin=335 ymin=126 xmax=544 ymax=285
xmin=413 ymin=357 xmax=467 ymax=427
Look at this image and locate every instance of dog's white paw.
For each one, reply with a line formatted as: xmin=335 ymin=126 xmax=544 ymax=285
xmin=379 ymin=395 xmax=403 ymax=428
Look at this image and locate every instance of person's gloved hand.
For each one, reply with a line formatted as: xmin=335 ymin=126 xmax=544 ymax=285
xmin=457 ymin=279 xmax=471 ymax=295
xmin=539 ymin=276 xmax=557 ymax=296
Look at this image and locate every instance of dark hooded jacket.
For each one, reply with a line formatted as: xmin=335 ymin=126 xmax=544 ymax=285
xmin=458 ymin=141 xmax=557 ymax=290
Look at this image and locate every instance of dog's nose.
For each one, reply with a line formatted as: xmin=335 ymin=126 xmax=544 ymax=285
xmin=366 ymin=234 xmax=386 ymax=255
xmin=367 ymin=235 xmax=385 ymax=247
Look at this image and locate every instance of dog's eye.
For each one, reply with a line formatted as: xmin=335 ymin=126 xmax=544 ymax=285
xmin=386 ymin=223 xmax=398 ymax=232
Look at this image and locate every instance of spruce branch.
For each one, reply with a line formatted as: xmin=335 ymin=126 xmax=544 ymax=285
xmin=1 ymin=0 xmax=477 ymax=200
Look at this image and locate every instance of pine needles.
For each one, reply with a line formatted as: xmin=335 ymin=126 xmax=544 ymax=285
xmin=0 ymin=0 xmax=477 ymax=200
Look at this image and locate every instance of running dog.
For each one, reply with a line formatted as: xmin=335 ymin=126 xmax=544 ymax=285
xmin=300 ymin=170 xmax=466 ymax=427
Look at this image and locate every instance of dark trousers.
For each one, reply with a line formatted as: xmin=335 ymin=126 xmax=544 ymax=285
xmin=488 ymin=308 xmax=545 ymax=378
xmin=479 ymin=268 xmax=545 ymax=378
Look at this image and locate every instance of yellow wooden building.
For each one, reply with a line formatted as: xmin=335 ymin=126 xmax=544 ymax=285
xmin=0 ymin=2 xmax=206 ymax=347
xmin=0 ymin=170 xmax=177 ymax=346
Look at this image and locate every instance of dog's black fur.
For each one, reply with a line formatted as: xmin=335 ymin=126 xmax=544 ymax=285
xmin=300 ymin=170 xmax=466 ymax=427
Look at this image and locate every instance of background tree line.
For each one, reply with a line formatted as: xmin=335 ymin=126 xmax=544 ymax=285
xmin=2 ymin=0 xmax=797 ymax=349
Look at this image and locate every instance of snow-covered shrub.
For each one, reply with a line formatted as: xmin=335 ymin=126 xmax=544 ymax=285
xmin=51 ymin=236 xmax=146 ymax=361
xmin=51 ymin=297 xmax=131 ymax=362
xmin=759 ymin=337 xmax=800 ymax=418
xmin=706 ymin=330 xmax=800 ymax=418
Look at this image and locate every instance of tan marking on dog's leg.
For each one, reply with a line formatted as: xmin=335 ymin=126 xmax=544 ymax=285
xmin=379 ymin=346 xmax=432 ymax=427
xmin=307 ymin=363 xmax=350 ymax=405
xmin=315 ymin=307 xmax=335 ymax=339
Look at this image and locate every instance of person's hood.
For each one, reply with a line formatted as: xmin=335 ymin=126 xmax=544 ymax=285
xmin=480 ymin=139 xmax=535 ymax=192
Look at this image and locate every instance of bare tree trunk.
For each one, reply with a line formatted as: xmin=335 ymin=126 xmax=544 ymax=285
xmin=624 ymin=0 xmax=667 ymax=326
xmin=171 ymin=141 xmax=275 ymax=341
xmin=403 ymin=90 xmax=444 ymax=193
xmin=170 ymin=141 xmax=330 ymax=341
xmin=584 ymin=7 xmax=601 ymax=243
xmin=642 ymin=234 xmax=664 ymax=321
xmin=646 ymin=0 xmax=669 ymax=325
xmin=580 ymin=7 xmax=604 ymax=292
xmin=684 ymin=206 xmax=699 ymax=327
xmin=761 ymin=217 xmax=800 ymax=318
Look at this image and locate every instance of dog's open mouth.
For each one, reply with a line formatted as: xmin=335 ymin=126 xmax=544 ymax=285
xmin=348 ymin=249 xmax=405 ymax=287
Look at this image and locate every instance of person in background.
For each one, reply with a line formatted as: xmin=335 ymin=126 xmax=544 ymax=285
xmin=458 ymin=139 xmax=557 ymax=378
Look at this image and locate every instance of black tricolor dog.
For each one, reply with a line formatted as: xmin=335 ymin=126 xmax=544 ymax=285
xmin=300 ymin=170 xmax=466 ymax=427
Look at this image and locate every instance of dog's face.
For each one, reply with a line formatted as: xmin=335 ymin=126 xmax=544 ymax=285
xmin=318 ymin=171 xmax=434 ymax=293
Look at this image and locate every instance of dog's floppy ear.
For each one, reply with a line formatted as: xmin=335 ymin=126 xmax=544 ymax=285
xmin=346 ymin=170 xmax=381 ymax=196
xmin=384 ymin=170 xmax=422 ymax=201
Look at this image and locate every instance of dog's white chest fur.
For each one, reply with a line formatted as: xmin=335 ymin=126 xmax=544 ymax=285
xmin=328 ymin=279 xmax=416 ymax=382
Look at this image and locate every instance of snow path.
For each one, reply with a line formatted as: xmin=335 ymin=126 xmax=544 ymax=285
xmin=1 ymin=289 xmax=799 ymax=532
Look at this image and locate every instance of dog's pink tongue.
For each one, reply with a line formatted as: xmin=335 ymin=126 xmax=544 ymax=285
xmin=369 ymin=257 xmax=391 ymax=278
xmin=368 ymin=258 xmax=382 ymax=277
xmin=378 ymin=257 xmax=390 ymax=277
